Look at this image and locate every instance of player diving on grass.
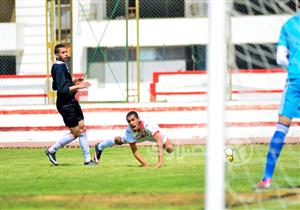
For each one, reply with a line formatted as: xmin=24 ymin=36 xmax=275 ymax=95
xmin=257 ymin=1 xmax=300 ymax=189
xmin=94 ymin=111 xmax=174 ymax=168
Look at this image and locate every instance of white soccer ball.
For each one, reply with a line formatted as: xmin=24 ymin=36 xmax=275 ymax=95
xmin=224 ymin=146 xmax=235 ymax=162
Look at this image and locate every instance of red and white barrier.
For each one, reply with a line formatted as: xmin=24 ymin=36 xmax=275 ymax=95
xmin=0 ymin=102 xmax=299 ymax=145
xmin=0 ymin=74 xmax=86 ymax=105
xmin=150 ymin=69 xmax=286 ymax=102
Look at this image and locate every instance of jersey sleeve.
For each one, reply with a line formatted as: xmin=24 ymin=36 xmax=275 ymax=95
xmin=277 ymin=24 xmax=288 ymax=48
xmin=145 ymin=120 xmax=160 ymax=136
xmin=276 ymin=45 xmax=289 ymax=67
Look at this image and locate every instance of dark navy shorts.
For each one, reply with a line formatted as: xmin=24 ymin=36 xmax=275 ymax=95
xmin=57 ymin=100 xmax=84 ymax=128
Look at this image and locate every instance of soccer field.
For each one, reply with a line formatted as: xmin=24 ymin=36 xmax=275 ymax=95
xmin=1 ymin=145 xmax=299 ymax=210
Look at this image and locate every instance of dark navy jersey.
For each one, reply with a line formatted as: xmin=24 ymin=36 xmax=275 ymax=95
xmin=51 ymin=61 xmax=76 ymax=105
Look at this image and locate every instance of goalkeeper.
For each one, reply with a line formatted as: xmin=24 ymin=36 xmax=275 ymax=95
xmin=93 ymin=111 xmax=174 ymax=168
xmin=257 ymin=1 xmax=300 ymax=188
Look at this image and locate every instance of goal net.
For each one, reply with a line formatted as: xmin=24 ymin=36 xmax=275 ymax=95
xmin=223 ymin=1 xmax=300 ymax=210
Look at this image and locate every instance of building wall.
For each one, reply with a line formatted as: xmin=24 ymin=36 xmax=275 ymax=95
xmin=15 ymin=0 xmax=46 ymax=74
xmin=1 ymin=1 xmax=291 ymax=77
xmin=74 ymin=15 xmax=289 ymax=85
xmin=78 ymin=15 xmax=289 ymax=48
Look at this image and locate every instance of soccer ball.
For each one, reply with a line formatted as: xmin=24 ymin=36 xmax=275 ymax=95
xmin=224 ymin=146 xmax=235 ymax=162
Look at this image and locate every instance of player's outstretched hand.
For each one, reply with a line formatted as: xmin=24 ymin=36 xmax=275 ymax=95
xmin=155 ymin=162 xmax=163 ymax=168
xmin=73 ymin=77 xmax=84 ymax=85
xmin=139 ymin=163 xmax=149 ymax=168
xmin=77 ymin=81 xmax=91 ymax=89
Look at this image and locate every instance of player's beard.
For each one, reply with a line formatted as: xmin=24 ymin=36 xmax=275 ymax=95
xmin=62 ymin=57 xmax=68 ymax=62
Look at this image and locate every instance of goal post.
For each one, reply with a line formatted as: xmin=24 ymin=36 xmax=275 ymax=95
xmin=205 ymin=0 xmax=227 ymax=209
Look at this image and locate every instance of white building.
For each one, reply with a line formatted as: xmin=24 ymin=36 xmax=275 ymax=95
xmin=0 ymin=0 xmax=295 ymax=103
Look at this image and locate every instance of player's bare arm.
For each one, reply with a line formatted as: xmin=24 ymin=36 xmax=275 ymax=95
xmin=129 ymin=143 xmax=148 ymax=167
xmin=69 ymin=81 xmax=91 ymax=93
xmin=73 ymin=77 xmax=84 ymax=85
xmin=153 ymin=132 xmax=164 ymax=168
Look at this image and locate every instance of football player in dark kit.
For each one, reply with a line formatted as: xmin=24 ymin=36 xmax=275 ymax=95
xmin=45 ymin=44 xmax=95 ymax=166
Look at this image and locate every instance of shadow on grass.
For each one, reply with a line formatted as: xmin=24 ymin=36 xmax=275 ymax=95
xmin=45 ymin=163 xmax=73 ymax=167
xmin=2 ymin=193 xmax=204 ymax=210
xmin=271 ymin=185 xmax=300 ymax=189
xmin=226 ymin=187 xmax=300 ymax=209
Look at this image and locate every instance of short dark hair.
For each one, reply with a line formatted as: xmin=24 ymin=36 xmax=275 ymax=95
xmin=126 ymin=111 xmax=139 ymax=119
xmin=54 ymin=44 xmax=66 ymax=54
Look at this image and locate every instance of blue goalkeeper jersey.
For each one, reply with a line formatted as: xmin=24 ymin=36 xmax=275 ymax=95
xmin=277 ymin=11 xmax=300 ymax=79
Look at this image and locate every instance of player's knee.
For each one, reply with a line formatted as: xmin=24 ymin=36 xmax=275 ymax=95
xmin=72 ymin=133 xmax=80 ymax=139
xmin=71 ymin=130 xmax=81 ymax=138
xmin=114 ymin=136 xmax=123 ymax=145
xmin=115 ymin=140 xmax=123 ymax=145
xmin=78 ymin=120 xmax=85 ymax=130
xmin=79 ymin=127 xmax=86 ymax=134
xmin=79 ymin=124 xmax=84 ymax=129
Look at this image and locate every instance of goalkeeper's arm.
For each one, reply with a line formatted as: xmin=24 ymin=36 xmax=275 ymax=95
xmin=276 ymin=45 xmax=289 ymax=68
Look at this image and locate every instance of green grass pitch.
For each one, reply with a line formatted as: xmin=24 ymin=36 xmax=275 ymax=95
xmin=1 ymin=145 xmax=299 ymax=210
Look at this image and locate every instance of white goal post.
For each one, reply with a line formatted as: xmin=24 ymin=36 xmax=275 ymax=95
xmin=205 ymin=0 xmax=227 ymax=209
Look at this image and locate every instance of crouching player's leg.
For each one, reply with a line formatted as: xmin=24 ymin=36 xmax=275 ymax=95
xmin=94 ymin=136 xmax=124 ymax=164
